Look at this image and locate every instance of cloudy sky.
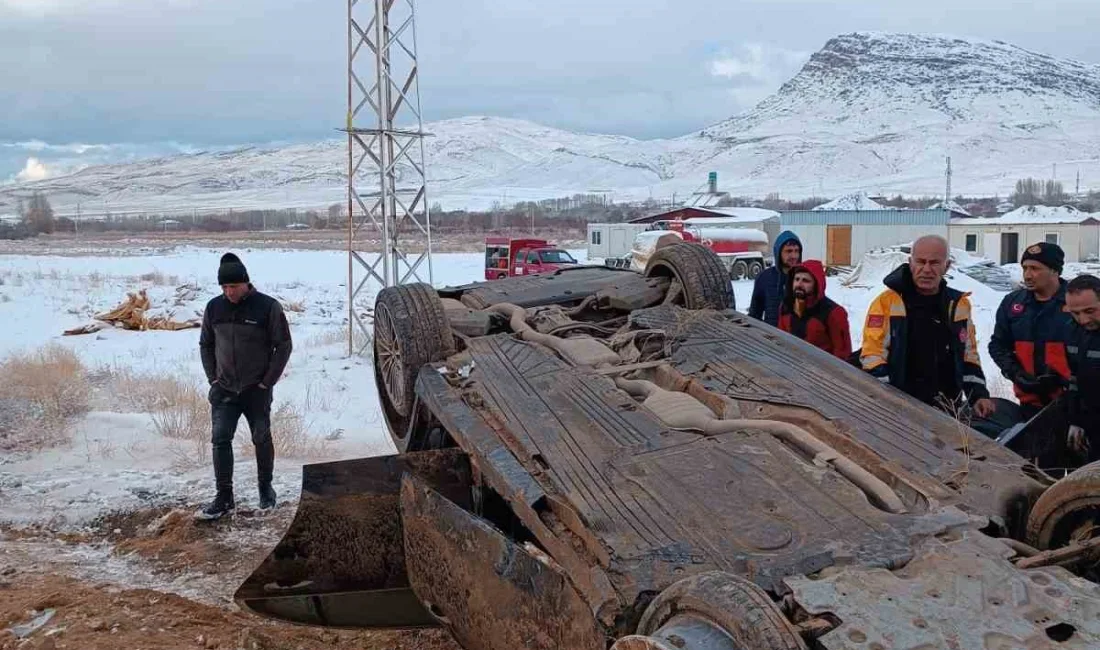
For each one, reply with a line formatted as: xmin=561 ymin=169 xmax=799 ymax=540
xmin=2 ymin=0 xmax=1100 ymax=179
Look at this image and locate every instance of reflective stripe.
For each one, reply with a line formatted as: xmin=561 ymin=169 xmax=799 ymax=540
xmin=963 ymin=374 xmax=985 ymax=385
xmin=1068 ymin=345 xmax=1080 ymax=354
xmin=876 ymin=375 xmax=891 ymax=383
xmin=1088 ymin=350 xmax=1100 ymax=359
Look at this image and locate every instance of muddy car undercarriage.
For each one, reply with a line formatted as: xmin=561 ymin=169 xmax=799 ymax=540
xmin=237 ymin=243 xmax=1100 ymax=649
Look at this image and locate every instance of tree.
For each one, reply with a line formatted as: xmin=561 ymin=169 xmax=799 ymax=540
xmin=1044 ymin=179 xmax=1066 ymax=205
xmin=24 ymin=192 xmax=54 ymax=234
xmin=1011 ymin=178 xmax=1065 ymax=207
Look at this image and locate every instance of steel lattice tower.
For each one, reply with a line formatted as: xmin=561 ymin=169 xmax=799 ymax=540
xmin=346 ymin=0 xmax=433 ymax=355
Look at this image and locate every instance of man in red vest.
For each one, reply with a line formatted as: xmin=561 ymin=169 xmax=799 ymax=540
xmin=778 ymin=260 xmax=852 ymax=360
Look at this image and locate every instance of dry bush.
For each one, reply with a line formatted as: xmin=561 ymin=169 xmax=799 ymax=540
xmin=236 ymin=401 xmax=331 ymax=460
xmin=0 ymin=344 xmax=90 ymax=420
xmin=282 ymin=299 xmax=306 ymax=313
xmin=147 ymin=380 xmax=208 ymax=442
xmin=0 ymin=344 xmax=90 ymax=450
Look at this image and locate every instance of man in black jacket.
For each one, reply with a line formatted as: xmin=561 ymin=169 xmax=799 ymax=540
xmin=1064 ymin=274 xmax=1100 ymax=465
xmin=196 ymin=253 xmax=293 ymax=520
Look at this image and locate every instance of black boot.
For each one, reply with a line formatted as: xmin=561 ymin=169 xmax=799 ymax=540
xmin=258 ymin=482 xmax=277 ymax=510
xmin=195 ymin=489 xmax=235 ymax=521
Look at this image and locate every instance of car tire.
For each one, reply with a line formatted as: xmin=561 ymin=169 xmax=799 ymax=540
xmin=730 ymin=260 xmax=748 ymax=281
xmin=748 ymin=260 xmax=764 ymax=280
xmin=1026 ymin=460 xmax=1100 ymax=550
xmin=373 ymin=283 xmax=455 ymax=451
xmin=644 ymin=243 xmax=735 ymax=311
xmin=612 ymin=571 xmax=807 ymax=650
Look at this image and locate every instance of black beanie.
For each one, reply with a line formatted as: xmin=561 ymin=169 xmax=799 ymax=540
xmin=217 ymin=252 xmax=250 ymax=285
xmin=1021 ymin=242 xmax=1065 ymax=273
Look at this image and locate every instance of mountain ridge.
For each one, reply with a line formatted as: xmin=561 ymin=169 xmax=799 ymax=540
xmin=4 ymin=31 xmax=1100 ymax=214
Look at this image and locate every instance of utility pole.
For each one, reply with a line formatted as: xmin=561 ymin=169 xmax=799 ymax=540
xmin=1077 ymin=168 xmax=1081 ymax=197
xmin=345 ymin=0 xmax=432 ymax=356
xmin=945 ymin=156 xmax=952 ymax=205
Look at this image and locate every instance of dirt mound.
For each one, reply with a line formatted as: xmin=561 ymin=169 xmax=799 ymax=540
xmin=0 ymin=572 xmax=457 ymax=650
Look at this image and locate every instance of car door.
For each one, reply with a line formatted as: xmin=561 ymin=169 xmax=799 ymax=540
xmin=514 ymin=248 xmax=528 ymax=276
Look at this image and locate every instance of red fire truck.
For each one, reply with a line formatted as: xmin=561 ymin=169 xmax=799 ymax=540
xmin=484 ymin=237 xmax=578 ymax=280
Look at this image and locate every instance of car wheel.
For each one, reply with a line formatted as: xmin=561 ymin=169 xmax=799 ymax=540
xmin=747 ymin=260 xmax=764 ymax=280
xmin=1027 ymin=460 xmax=1100 ymax=550
xmin=730 ymin=260 xmax=748 ymax=281
xmin=612 ymin=571 xmax=807 ymax=650
xmin=645 ymin=243 xmax=735 ymax=311
xmin=373 ymin=283 xmax=455 ymax=451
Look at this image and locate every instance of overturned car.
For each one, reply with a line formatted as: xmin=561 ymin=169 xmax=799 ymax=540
xmin=237 ymin=243 xmax=1100 ymax=649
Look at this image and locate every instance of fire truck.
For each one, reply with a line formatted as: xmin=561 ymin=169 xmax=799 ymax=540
xmin=607 ymin=221 xmax=770 ymax=280
xmin=484 ymin=237 xmax=578 ymax=280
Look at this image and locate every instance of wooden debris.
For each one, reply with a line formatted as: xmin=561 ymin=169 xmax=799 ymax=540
xmin=63 ymin=288 xmax=201 ymax=335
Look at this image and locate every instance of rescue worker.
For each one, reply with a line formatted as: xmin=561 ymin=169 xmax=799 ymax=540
xmin=1063 ymin=274 xmax=1100 ymax=464
xmin=988 ymin=242 xmax=1073 ymax=425
xmin=749 ymin=230 xmax=802 ymax=326
xmin=196 ymin=253 xmax=294 ymax=521
xmin=778 ymin=259 xmax=852 ymax=360
xmin=860 ymin=235 xmax=996 ymax=425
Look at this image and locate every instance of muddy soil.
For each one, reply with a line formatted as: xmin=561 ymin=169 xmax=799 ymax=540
xmin=0 ymin=504 xmax=460 ymax=650
xmin=0 ymin=571 xmax=457 ymax=650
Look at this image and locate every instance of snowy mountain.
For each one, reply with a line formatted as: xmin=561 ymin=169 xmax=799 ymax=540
xmin=4 ymin=32 xmax=1100 ymax=214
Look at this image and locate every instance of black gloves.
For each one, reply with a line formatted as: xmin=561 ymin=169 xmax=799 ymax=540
xmin=1015 ymin=371 xmax=1067 ymax=396
xmin=1014 ymin=372 xmax=1042 ymax=393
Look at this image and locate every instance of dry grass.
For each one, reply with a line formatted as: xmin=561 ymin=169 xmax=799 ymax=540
xmin=236 ymin=401 xmax=331 ymax=460
xmin=305 ymin=325 xmax=372 ymax=353
xmin=282 ymin=299 xmax=306 ymax=313
xmin=0 ymin=344 xmax=91 ymax=450
xmin=138 ymin=270 xmax=181 ymax=286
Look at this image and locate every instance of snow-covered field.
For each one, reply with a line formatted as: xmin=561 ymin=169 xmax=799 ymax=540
xmin=0 ymin=248 xmax=491 ymax=531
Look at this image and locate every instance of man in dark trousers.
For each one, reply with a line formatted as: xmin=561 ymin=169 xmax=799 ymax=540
xmin=1063 ymin=274 xmax=1100 ymax=465
xmin=196 ymin=253 xmax=293 ymax=520
xmin=988 ymin=242 xmax=1073 ymax=426
xmin=778 ymin=260 xmax=852 ymax=360
xmin=860 ymin=235 xmax=997 ymax=428
xmin=749 ymin=230 xmax=802 ymax=326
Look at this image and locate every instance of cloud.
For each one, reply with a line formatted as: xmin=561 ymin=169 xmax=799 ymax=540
xmin=709 ymin=43 xmax=810 ymax=108
xmin=15 ymin=157 xmax=49 ymax=181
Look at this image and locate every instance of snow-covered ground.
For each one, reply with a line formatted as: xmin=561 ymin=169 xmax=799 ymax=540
xmin=0 ymin=248 xmax=492 ymax=530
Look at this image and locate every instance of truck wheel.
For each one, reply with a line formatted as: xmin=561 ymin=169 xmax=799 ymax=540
xmin=645 ymin=243 xmax=735 ymax=311
xmin=612 ymin=572 xmax=807 ymax=650
xmin=747 ymin=260 xmax=764 ymax=280
xmin=1026 ymin=460 xmax=1100 ymax=550
xmin=730 ymin=260 xmax=748 ymax=281
xmin=373 ymin=283 xmax=455 ymax=450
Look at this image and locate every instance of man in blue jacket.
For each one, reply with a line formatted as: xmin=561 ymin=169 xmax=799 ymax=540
xmin=749 ymin=231 xmax=802 ymax=326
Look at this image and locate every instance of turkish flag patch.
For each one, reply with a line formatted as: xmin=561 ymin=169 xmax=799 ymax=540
xmin=868 ymin=315 xmax=885 ymax=328
xmin=1011 ymin=303 xmax=1025 ymax=315
xmin=959 ymin=329 xmax=969 ymax=342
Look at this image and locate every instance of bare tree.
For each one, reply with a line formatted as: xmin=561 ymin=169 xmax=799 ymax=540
xmin=24 ymin=192 xmax=54 ymax=234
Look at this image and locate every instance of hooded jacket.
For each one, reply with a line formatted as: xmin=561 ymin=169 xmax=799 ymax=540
xmin=860 ymin=264 xmax=989 ymax=405
xmin=748 ymin=230 xmax=802 ymax=326
xmin=778 ymin=260 xmax=852 ymax=360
